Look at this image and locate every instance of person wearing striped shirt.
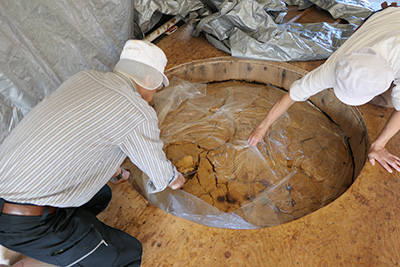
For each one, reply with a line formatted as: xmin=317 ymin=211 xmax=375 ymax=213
xmin=0 ymin=40 xmax=184 ymax=266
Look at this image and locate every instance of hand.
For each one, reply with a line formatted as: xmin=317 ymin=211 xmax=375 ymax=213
xmin=169 ymin=172 xmax=185 ymax=190
xmin=368 ymin=145 xmax=400 ymax=173
xmin=247 ymin=93 xmax=295 ymax=147
xmin=247 ymin=126 xmax=267 ymax=147
xmin=110 ymin=167 xmax=130 ymax=185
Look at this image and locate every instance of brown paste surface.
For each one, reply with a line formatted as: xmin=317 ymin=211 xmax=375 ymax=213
xmin=156 ymin=81 xmax=353 ymax=227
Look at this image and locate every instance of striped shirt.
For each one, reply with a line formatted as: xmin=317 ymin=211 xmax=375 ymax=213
xmin=0 ymin=70 xmax=177 ymax=207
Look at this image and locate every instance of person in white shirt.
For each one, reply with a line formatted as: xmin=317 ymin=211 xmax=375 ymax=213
xmin=248 ymin=6 xmax=400 ymax=173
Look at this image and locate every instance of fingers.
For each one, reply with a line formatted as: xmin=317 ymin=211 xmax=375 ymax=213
xmin=368 ymin=157 xmax=375 ymax=166
xmin=370 ymin=154 xmax=400 ymax=173
xmin=122 ymin=169 xmax=131 ymax=179
xmin=247 ymin=132 xmax=262 ymax=147
xmin=247 ymin=132 xmax=255 ymax=146
xmin=378 ymin=159 xmax=393 ymax=173
xmin=169 ymin=173 xmax=185 ymax=190
xmin=247 ymin=136 xmax=257 ymax=147
xmin=388 ymin=158 xmax=400 ymax=172
xmin=368 ymin=147 xmax=400 ymax=173
xmin=392 ymin=154 xmax=400 ymax=162
xmin=381 ymin=152 xmax=400 ymax=172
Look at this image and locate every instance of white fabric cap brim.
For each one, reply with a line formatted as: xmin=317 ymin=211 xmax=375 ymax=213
xmin=114 ymin=59 xmax=169 ymax=90
xmin=333 ymin=85 xmax=375 ymax=106
xmin=333 ymin=47 xmax=395 ymax=106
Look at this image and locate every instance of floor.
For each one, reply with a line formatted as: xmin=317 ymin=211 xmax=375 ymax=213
xmin=97 ymin=5 xmax=400 ymax=267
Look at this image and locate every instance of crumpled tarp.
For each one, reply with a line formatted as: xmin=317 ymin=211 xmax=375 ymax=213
xmin=134 ymin=0 xmax=375 ymax=62
xmin=0 ymin=0 xmax=133 ymax=143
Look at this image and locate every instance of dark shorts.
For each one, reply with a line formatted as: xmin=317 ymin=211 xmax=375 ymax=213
xmin=0 ymin=185 xmax=142 ymax=267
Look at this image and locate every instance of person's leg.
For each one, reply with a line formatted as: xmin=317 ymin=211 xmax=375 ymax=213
xmin=72 ymin=212 xmax=142 ymax=267
xmin=0 ymin=186 xmax=142 ymax=267
xmin=50 ymin=208 xmax=142 ymax=267
xmin=76 ymin=185 xmax=142 ymax=266
xmin=0 ymin=211 xmax=142 ymax=267
xmin=56 ymin=184 xmax=142 ymax=266
xmin=80 ymin=184 xmax=112 ymax=215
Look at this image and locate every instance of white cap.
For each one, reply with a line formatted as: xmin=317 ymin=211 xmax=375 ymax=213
xmin=114 ymin=40 xmax=169 ymax=90
xmin=333 ymin=47 xmax=395 ymax=106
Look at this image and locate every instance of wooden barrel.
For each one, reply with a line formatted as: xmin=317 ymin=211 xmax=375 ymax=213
xmin=165 ymin=56 xmax=368 ymax=179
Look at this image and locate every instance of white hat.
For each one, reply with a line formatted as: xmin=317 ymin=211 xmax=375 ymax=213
xmin=114 ymin=40 xmax=169 ymax=90
xmin=333 ymin=47 xmax=395 ymax=106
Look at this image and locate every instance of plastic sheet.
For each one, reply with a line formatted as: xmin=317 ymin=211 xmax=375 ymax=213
xmin=135 ymin=78 xmax=354 ymax=229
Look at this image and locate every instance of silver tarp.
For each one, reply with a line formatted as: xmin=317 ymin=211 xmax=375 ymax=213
xmin=0 ymin=0 xmax=382 ymax=143
xmin=0 ymin=1 xmax=133 ymax=143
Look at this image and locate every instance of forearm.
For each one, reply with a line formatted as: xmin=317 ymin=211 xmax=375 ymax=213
xmin=122 ymin=124 xmax=177 ymax=193
xmin=371 ymin=110 xmax=400 ymax=148
xmin=247 ymin=92 xmax=296 ymax=146
xmin=258 ymin=92 xmax=296 ymax=130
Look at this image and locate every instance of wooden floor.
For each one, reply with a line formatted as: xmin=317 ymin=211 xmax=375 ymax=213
xmin=98 ymin=6 xmax=400 ymax=267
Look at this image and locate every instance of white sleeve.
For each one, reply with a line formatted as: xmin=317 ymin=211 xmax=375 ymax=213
xmin=391 ymin=80 xmax=400 ymax=111
xmin=289 ymin=63 xmax=336 ymax=102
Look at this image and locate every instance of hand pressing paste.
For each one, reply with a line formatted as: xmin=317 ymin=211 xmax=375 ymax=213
xmin=153 ymin=80 xmax=353 ymax=227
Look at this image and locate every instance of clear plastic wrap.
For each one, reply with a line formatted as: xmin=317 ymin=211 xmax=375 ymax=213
xmin=135 ymin=78 xmax=353 ymax=229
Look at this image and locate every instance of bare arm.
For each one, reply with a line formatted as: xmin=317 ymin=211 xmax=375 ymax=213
xmin=247 ymin=92 xmax=296 ymax=146
xmin=368 ymin=110 xmax=400 ymax=173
